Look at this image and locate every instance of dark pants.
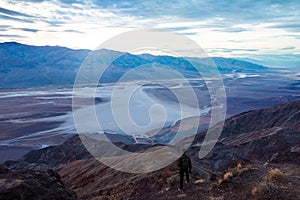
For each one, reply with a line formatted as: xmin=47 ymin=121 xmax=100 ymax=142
xmin=179 ymin=168 xmax=189 ymax=190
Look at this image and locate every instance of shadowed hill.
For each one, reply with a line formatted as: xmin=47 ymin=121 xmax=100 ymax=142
xmin=0 ymin=167 xmax=77 ymax=200
xmin=192 ymin=100 xmax=300 ymax=171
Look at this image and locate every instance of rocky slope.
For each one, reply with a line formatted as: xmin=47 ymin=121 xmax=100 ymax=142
xmin=2 ymin=100 xmax=300 ymax=199
xmin=0 ymin=166 xmax=76 ymax=200
xmin=192 ymin=100 xmax=300 ymax=171
xmin=3 ymin=135 xmax=92 ymax=171
xmin=55 ymin=100 xmax=300 ymax=199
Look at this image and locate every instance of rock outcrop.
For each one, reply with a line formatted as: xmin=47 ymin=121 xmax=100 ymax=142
xmin=0 ymin=166 xmax=76 ymax=200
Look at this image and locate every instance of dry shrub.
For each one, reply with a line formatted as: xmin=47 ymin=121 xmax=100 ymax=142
xmin=209 ymin=183 xmax=218 ymax=191
xmin=177 ymin=194 xmax=187 ymax=198
xmin=223 ymin=172 xmax=233 ymax=180
xmin=236 ymin=166 xmax=252 ymax=177
xmin=216 ymin=170 xmax=234 ymax=187
xmin=231 ymin=165 xmax=253 ymax=178
xmin=167 ymin=174 xmax=179 ymax=189
xmin=109 ymin=194 xmax=118 ymax=200
xmin=217 ymin=179 xmax=223 ymax=185
xmin=91 ymin=197 xmax=101 ymax=200
xmin=251 ymin=181 xmax=278 ymax=200
xmin=251 ymin=183 xmax=266 ymax=200
xmin=267 ymin=168 xmax=285 ymax=182
xmin=194 ymin=179 xmax=205 ymax=184
xmin=237 ymin=163 xmax=242 ymax=170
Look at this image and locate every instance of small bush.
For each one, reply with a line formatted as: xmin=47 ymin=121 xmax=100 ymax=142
xmin=251 ymin=183 xmax=265 ymax=199
xmin=237 ymin=163 xmax=242 ymax=170
xmin=223 ymin=172 xmax=233 ymax=181
xmin=217 ymin=179 xmax=223 ymax=185
xmin=209 ymin=183 xmax=218 ymax=191
xmin=167 ymin=175 xmax=179 ymax=189
xmin=267 ymin=168 xmax=285 ymax=182
xmin=251 ymin=181 xmax=278 ymax=200
xmin=194 ymin=179 xmax=205 ymax=184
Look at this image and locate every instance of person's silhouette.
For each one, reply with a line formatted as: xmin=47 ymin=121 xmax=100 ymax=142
xmin=177 ymin=148 xmax=192 ymax=191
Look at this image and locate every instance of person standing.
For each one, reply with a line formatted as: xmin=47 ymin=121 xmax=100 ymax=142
xmin=177 ymin=148 xmax=192 ymax=191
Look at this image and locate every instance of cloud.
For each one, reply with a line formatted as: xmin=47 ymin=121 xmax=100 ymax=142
xmin=13 ymin=28 xmax=39 ymax=33
xmin=0 ymin=25 xmax=11 ymax=29
xmin=0 ymin=7 xmax=32 ymax=17
xmin=60 ymin=0 xmax=81 ymax=4
xmin=166 ymin=26 xmax=192 ymax=32
xmin=0 ymin=14 xmax=24 ymax=22
xmin=267 ymin=23 xmax=300 ymax=32
xmin=239 ymin=53 xmax=300 ymax=68
xmin=0 ymin=34 xmax=27 ymax=38
xmin=208 ymin=48 xmax=259 ymax=53
xmin=63 ymin=29 xmax=84 ymax=33
xmin=269 ymin=23 xmax=300 ymax=29
xmin=87 ymin=0 xmax=300 ymax=25
xmin=280 ymin=46 xmax=296 ymax=50
xmin=182 ymin=32 xmax=198 ymax=35
xmin=214 ymin=27 xmax=250 ymax=33
xmin=9 ymin=0 xmax=300 ymax=27
xmin=0 ymin=6 xmax=35 ymax=24
xmin=7 ymin=0 xmax=300 ymax=32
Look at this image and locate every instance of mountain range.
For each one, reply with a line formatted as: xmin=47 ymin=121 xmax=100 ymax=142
xmin=0 ymin=42 xmax=268 ymax=88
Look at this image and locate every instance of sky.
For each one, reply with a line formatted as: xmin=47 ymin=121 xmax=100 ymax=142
xmin=0 ymin=0 xmax=299 ymax=67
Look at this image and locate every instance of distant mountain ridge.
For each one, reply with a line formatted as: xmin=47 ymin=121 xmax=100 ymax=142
xmin=0 ymin=42 xmax=268 ymax=88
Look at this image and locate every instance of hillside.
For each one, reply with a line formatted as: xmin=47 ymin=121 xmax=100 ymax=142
xmin=191 ymin=100 xmax=300 ymax=172
xmin=1 ymin=100 xmax=299 ymax=199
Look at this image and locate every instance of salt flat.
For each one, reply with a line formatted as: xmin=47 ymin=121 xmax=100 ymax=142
xmin=0 ymin=69 xmax=299 ymax=163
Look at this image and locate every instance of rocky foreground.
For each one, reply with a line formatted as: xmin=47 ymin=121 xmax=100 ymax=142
xmin=1 ymin=100 xmax=300 ymax=199
xmin=0 ymin=167 xmax=76 ymax=200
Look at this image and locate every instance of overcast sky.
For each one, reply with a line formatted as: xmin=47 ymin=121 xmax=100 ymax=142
xmin=0 ymin=0 xmax=299 ymax=67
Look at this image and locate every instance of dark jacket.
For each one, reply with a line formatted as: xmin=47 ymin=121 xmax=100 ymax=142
xmin=177 ymin=153 xmax=192 ymax=171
